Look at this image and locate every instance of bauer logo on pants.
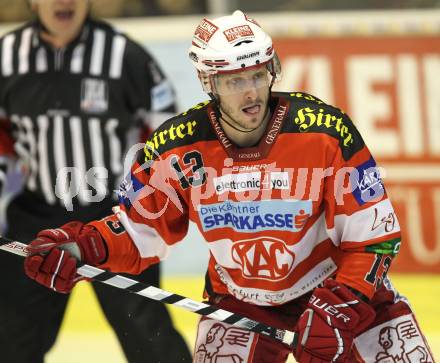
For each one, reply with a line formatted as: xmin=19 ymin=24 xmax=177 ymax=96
xmin=354 ymin=314 xmax=434 ymax=362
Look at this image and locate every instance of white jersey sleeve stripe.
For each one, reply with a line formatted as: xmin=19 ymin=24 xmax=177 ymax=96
xmin=70 ymin=116 xmax=88 ymax=204
xmin=37 ymin=115 xmax=56 ymax=204
xmin=71 ymin=43 xmax=85 ymax=73
xmin=115 ymin=208 xmax=173 ymax=260
xmin=109 ymin=35 xmax=126 ymax=79
xmin=21 ymin=116 xmax=38 ymax=191
xmin=88 ymin=118 xmax=108 ymax=200
xmin=53 ymin=114 xmax=69 ymax=207
xmin=90 ymin=29 xmax=106 ymax=76
xmin=35 ymin=47 xmax=48 ymax=73
xmin=105 ymin=118 xmax=122 ymax=175
xmin=18 ymin=27 xmax=33 ymax=74
xmin=328 ymin=198 xmax=400 ymax=244
xmin=1 ymin=33 xmax=15 ymax=76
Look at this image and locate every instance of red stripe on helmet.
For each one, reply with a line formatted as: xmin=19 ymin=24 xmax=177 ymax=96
xmin=202 ymin=60 xmax=230 ymax=66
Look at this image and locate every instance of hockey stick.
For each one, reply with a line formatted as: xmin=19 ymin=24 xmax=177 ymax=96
xmin=0 ymin=235 xmax=297 ymax=348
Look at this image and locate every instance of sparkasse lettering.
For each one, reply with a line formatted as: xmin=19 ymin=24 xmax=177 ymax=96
xmin=198 ymin=200 xmax=312 ymax=233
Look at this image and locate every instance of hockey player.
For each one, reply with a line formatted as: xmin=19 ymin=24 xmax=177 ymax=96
xmin=0 ymin=0 xmax=191 ymax=362
xmin=22 ymin=10 xmax=435 ymax=363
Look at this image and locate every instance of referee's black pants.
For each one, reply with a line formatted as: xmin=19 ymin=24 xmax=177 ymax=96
xmin=0 ymin=193 xmax=192 ymax=363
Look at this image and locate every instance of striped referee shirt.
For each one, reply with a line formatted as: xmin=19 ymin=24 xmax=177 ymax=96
xmin=0 ymin=17 xmax=176 ymax=210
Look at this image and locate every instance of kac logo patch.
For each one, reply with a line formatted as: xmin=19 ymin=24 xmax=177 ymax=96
xmin=231 ymin=236 xmax=295 ymax=281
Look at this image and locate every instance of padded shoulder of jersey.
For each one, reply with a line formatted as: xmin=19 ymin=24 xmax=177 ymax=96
xmin=142 ymin=100 xmax=217 ymax=162
xmin=276 ymin=91 xmax=365 ymax=161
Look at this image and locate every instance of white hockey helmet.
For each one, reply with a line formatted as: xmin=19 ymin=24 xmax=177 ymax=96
xmin=188 ymin=10 xmax=281 ymax=94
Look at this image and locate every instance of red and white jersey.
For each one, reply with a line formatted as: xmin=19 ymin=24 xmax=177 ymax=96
xmin=91 ymin=92 xmax=401 ymax=305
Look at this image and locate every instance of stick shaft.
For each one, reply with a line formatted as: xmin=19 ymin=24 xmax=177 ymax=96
xmin=0 ymin=236 xmax=297 ymax=347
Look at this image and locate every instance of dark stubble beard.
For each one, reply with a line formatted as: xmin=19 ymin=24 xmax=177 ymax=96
xmin=218 ymin=96 xmax=267 ymax=133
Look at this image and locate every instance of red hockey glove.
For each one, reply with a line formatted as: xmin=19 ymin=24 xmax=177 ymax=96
xmin=24 ymin=221 xmax=107 ymax=294
xmin=294 ymin=279 xmax=376 ymax=363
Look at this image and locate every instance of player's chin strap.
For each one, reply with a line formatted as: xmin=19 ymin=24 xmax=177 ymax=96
xmin=0 ymin=235 xmax=298 ymax=349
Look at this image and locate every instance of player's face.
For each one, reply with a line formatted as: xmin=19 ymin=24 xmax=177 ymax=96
xmin=33 ymin=0 xmax=88 ymax=43
xmin=215 ymin=66 xmax=270 ymax=130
